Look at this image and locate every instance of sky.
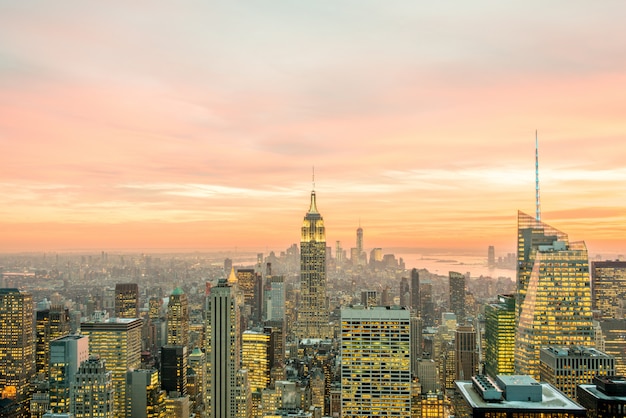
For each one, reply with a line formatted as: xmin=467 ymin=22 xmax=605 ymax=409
xmin=1 ymin=1 xmax=626 ymax=257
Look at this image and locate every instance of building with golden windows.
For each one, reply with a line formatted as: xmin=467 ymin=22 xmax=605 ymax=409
xmin=484 ymin=294 xmax=515 ymax=378
xmin=591 ymin=260 xmax=626 ymax=319
xmin=341 ymin=306 xmax=411 ymax=417
xmin=167 ymin=287 xmax=189 ymax=348
xmin=296 ymin=190 xmax=331 ymax=340
xmin=514 ymin=213 xmax=594 ymax=379
xmin=0 ymin=288 xmax=34 ymax=409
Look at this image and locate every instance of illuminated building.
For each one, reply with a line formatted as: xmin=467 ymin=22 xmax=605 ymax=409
xmin=242 ymin=329 xmax=271 ymax=393
xmin=164 ymin=395 xmax=190 ymax=418
xmin=361 ymin=290 xmax=378 ymax=307
xmin=187 ymin=348 xmax=206 ymax=415
xmin=455 ymin=326 xmax=478 ymax=381
xmin=206 ymin=276 xmax=240 ymax=418
xmin=310 ymin=367 xmax=325 ymax=412
xmin=36 ymin=305 xmax=70 ymax=378
xmin=592 ymin=261 xmax=626 ymax=319
xmin=577 ymin=375 xmax=626 ymax=417
xmin=126 ymin=369 xmax=166 ymax=418
xmin=341 ymin=306 xmax=411 ymax=417
xmin=449 ymin=271 xmax=466 ymax=323
xmin=263 ymin=275 xmax=285 ymax=322
xmin=0 ymin=288 xmax=34 ymax=406
xmin=417 ymin=359 xmax=438 ymax=394
xmin=515 ymin=212 xmax=594 ymax=379
xmin=236 ymin=268 xmax=262 ymax=325
xmin=296 ymin=189 xmax=331 ymax=340
xmin=161 ymin=345 xmax=187 ymax=396
xmin=114 ymin=283 xmax=139 ymax=319
xmin=454 ymin=375 xmax=586 ymax=418
xmin=70 ymin=356 xmax=115 ymax=418
xmin=597 ymin=319 xmax=626 ymax=375
xmin=484 ymin=294 xmax=515 ymax=378
xmin=49 ymin=335 xmax=89 ymax=413
xmin=539 ymin=346 xmax=615 ymax=400
xmin=234 ymin=370 xmax=251 ymax=418
xmin=418 ymin=392 xmax=445 ymax=418
xmin=410 ymin=268 xmax=420 ymax=314
xmin=81 ymin=318 xmax=142 ymax=418
xmin=167 ymin=287 xmax=189 ymax=347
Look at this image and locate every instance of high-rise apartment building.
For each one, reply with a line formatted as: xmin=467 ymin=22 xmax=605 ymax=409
xmin=449 ymin=271 xmax=466 ymax=323
xmin=82 ymin=318 xmax=142 ymax=418
xmin=206 ymin=277 xmax=240 ymax=418
xmin=484 ymin=294 xmax=515 ymax=378
xmin=591 ymin=261 xmax=626 ymax=319
xmin=341 ymin=306 xmax=411 ymax=417
xmin=515 ymin=212 xmax=594 ymax=379
xmin=296 ymin=190 xmax=331 ymax=339
xmin=49 ymin=335 xmax=90 ymax=413
xmin=70 ymin=356 xmax=115 ymax=418
xmin=167 ymin=287 xmax=189 ymax=347
xmin=0 ymin=288 xmax=34 ymax=404
xmin=115 ymin=283 xmax=139 ymax=319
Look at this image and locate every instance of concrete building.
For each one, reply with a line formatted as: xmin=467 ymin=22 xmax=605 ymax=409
xmin=49 ymin=335 xmax=90 ymax=413
xmin=114 ymin=283 xmax=139 ymax=319
xmin=70 ymin=356 xmax=115 ymax=418
xmin=577 ymin=375 xmax=626 ymax=417
xmin=126 ymin=369 xmax=166 ymax=418
xmin=591 ymin=261 xmax=626 ymax=319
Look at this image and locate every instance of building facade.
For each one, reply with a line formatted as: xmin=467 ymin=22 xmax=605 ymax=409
xmin=341 ymin=306 xmax=411 ymax=417
xmin=591 ymin=261 xmax=626 ymax=319
xmin=484 ymin=294 xmax=515 ymax=378
xmin=114 ymin=283 xmax=139 ymax=319
xmin=70 ymin=356 xmax=115 ymax=418
xmin=449 ymin=272 xmax=466 ymax=323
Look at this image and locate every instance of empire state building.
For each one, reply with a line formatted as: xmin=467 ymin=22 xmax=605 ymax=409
xmin=296 ymin=189 xmax=331 ymax=340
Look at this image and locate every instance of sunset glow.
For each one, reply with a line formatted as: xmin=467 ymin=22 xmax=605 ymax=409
xmin=1 ymin=2 xmax=626 ymax=256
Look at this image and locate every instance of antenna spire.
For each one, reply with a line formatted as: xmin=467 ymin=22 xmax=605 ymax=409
xmin=312 ymin=166 xmax=315 ymax=191
xmin=535 ymin=130 xmax=541 ymax=222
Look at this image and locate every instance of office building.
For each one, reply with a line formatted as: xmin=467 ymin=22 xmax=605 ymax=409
xmin=126 ymin=369 xmax=166 ymax=418
xmin=420 ymin=280 xmax=435 ymax=327
xmin=206 ymin=277 xmax=241 ymax=418
xmin=484 ymin=294 xmax=515 ymax=378
xmin=515 ymin=212 xmax=594 ymax=379
xmin=454 ymin=375 xmax=586 ymax=418
xmin=449 ymin=271 xmax=466 ymax=323
xmin=161 ymin=345 xmax=187 ymax=396
xmin=236 ymin=268 xmax=263 ymax=325
xmin=0 ymin=288 xmax=34 ymax=406
xmin=187 ymin=348 xmax=206 ymax=415
xmin=455 ymin=326 xmax=478 ymax=381
xmin=36 ymin=305 xmax=71 ymax=377
xmin=81 ymin=318 xmax=142 ymax=418
xmin=166 ymin=287 xmax=189 ymax=347
xmin=597 ymin=319 xmax=626 ymax=375
xmin=164 ymin=395 xmax=190 ymax=418
xmin=410 ymin=315 xmax=422 ymax=375
xmin=49 ymin=335 xmax=90 ymax=413
xmin=242 ymin=329 xmax=271 ymax=393
xmin=361 ymin=290 xmax=378 ymax=308
xmin=264 ymin=275 xmax=285 ymax=322
xmin=399 ymin=277 xmax=410 ymax=307
xmin=577 ymin=375 xmax=626 ymax=417
xmin=296 ymin=189 xmax=331 ymax=339
xmin=539 ymin=346 xmax=615 ymax=400
xmin=114 ymin=283 xmax=139 ymax=319
xmin=70 ymin=356 xmax=115 ymax=418
xmin=341 ymin=306 xmax=411 ymax=417
xmin=592 ymin=261 xmax=626 ymax=319
xmin=416 ymin=359 xmax=438 ymax=394
xmin=410 ymin=268 xmax=420 ymax=314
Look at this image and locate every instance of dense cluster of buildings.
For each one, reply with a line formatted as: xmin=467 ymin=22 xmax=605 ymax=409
xmin=1 ymin=189 xmax=626 ymax=417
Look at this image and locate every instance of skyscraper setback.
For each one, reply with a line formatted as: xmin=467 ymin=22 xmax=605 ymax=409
xmin=296 ymin=189 xmax=331 ymax=339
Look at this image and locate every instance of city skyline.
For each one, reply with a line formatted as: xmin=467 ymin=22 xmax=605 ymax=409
xmin=2 ymin=2 xmax=626 ymax=254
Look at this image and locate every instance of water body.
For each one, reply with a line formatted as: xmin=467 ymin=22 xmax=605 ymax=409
xmin=397 ymin=252 xmax=515 ymax=279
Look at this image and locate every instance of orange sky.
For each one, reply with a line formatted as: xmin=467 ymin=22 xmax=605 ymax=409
xmin=1 ymin=2 xmax=626 ymax=257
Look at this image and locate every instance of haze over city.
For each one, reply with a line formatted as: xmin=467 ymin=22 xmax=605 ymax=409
xmin=1 ymin=2 xmax=626 ymax=256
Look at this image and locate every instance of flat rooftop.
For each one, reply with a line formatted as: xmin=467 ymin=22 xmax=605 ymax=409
xmin=456 ymin=381 xmax=585 ymax=412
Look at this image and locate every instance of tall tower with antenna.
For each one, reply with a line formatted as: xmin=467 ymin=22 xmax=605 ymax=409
xmin=535 ymin=130 xmax=541 ymax=222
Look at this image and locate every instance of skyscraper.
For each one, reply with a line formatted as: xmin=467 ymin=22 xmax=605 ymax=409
xmin=126 ymin=368 xmax=166 ymax=418
xmin=161 ymin=345 xmax=187 ymax=396
xmin=242 ymin=329 xmax=271 ymax=393
xmin=484 ymin=294 xmax=516 ymax=378
xmin=115 ymin=283 xmax=139 ymax=319
xmin=263 ymin=275 xmax=285 ymax=322
xmin=167 ymin=287 xmax=189 ymax=347
xmin=296 ymin=189 xmax=331 ymax=340
xmin=82 ymin=318 xmax=143 ymax=418
xmin=449 ymin=271 xmax=466 ymax=323
xmin=70 ymin=356 xmax=115 ymax=418
xmin=455 ymin=326 xmax=478 ymax=381
xmin=0 ymin=288 xmax=34 ymax=404
xmin=36 ymin=305 xmax=70 ymax=378
xmin=341 ymin=306 xmax=411 ymax=418
xmin=49 ymin=335 xmax=90 ymax=413
xmin=514 ymin=213 xmax=594 ymax=379
xmin=591 ymin=260 xmax=626 ymax=319
xmin=399 ymin=277 xmax=410 ymax=307
xmin=410 ymin=268 xmax=420 ymax=314
xmin=206 ymin=276 xmax=240 ymax=418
